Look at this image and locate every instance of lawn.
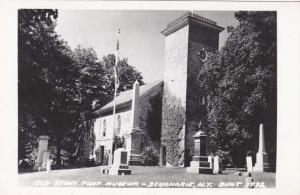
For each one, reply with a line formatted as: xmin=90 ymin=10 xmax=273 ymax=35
xmin=18 ymin=166 xmax=275 ymax=188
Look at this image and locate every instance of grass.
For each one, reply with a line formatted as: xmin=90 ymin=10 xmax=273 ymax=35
xmin=18 ymin=166 xmax=275 ymax=188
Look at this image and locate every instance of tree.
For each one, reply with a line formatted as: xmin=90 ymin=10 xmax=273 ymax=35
xmin=61 ymin=46 xmax=107 ymax=163
xmin=18 ymin=9 xmax=59 ymax=160
xmin=198 ymin=11 xmax=277 ymax=167
xmin=18 ymin=10 xmax=145 ymax=166
xmin=18 ymin=9 xmax=81 ymax=163
xmin=100 ymin=54 xmax=144 ymax=98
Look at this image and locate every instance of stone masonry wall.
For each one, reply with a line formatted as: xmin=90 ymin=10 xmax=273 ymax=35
xmin=162 ymin=21 xmax=221 ymax=167
xmin=93 ymin=110 xmax=131 ymax=160
xmin=162 ymin=25 xmax=189 ymax=166
xmin=94 ymin=83 xmax=163 ymax=162
xmin=185 ymin=24 xmax=220 ymax=164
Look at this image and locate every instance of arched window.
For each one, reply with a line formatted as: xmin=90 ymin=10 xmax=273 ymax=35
xmin=116 ymin=115 xmax=121 ymax=135
xmin=102 ymin=120 xmax=106 ymax=137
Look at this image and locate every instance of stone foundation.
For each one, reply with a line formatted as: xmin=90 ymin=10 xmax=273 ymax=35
xmin=253 ymin=152 xmax=272 ymax=172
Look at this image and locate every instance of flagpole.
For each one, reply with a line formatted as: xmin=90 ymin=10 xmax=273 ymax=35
xmin=112 ymin=29 xmax=120 ymax=138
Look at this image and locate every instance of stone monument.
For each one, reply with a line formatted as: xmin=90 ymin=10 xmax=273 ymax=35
xmin=187 ymin=122 xmax=213 ymax=174
xmin=253 ymin=123 xmax=271 ymax=172
xmin=125 ymin=80 xmax=143 ymax=165
xmin=109 ymin=148 xmax=132 ymax=175
xmin=34 ymin=135 xmax=50 ymax=171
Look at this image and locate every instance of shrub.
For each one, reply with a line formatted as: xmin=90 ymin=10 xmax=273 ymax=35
xmin=113 ymin=136 xmax=125 ymax=150
xmin=18 ymin=159 xmax=32 ymax=169
xmin=161 ymin=87 xmax=186 ymax=166
xmin=141 ymin=146 xmax=159 ymax=166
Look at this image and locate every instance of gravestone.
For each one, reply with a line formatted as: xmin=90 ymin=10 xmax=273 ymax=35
xmin=208 ymin=156 xmax=213 ymax=169
xmin=213 ymin=155 xmax=221 ymax=174
xmin=34 ymin=135 xmax=50 ymax=171
xmin=246 ymin=156 xmax=253 ymax=172
xmin=187 ymin=123 xmax=213 ymax=174
xmin=109 ymin=148 xmax=131 ymax=175
xmin=253 ymin=124 xmax=271 ymax=172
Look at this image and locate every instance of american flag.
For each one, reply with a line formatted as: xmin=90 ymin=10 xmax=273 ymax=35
xmin=115 ymin=29 xmax=120 ymax=89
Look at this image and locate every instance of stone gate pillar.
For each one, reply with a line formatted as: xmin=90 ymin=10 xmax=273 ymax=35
xmin=34 ymin=135 xmax=50 ymax=171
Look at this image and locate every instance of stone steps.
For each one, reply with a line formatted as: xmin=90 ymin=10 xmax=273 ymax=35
xmin=109 ymin=168 xmax=132 ymax=175
xmin=190 ymin=161 xmax=210 ymax=168
xmin=187 ymin=166 xmax=213 ymax=174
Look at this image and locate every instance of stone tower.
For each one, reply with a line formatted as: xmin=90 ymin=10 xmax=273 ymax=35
xmin=161 ymin=12 xmax=224 ymax=167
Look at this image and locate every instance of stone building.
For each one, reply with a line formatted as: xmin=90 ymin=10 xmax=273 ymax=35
xmin=161 ymin=12 xmax=224 ymax=167
xmin=93 ymin=12 xmax=224 ymax=166
xmin=93 ymin=80 xmax=163 ymax=165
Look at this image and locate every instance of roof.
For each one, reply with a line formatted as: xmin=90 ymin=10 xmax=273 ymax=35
xmin=97 ymin=80 xmax=163 ymax=115
xmin=161 ymin=12 xmax=224 ymax=36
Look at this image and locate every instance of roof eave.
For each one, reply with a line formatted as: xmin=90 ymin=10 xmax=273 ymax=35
xmin=162 ymin=15 xmax=224 ymax=37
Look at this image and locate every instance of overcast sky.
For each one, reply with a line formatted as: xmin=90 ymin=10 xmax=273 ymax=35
xmin=55 ymin=10 xmax=239 ymax=83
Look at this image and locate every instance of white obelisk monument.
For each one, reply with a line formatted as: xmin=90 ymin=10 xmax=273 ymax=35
xmin=253 ymin=123 xmax=271 ymax=172
xmin=125 ymin=80 xmax=143 ymax=165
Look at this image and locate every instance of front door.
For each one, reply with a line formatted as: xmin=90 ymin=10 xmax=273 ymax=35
xmin=160 ymin=146 xmax=166 ymax=166
xmin=100 ymin=146 xmax=104 ymax=165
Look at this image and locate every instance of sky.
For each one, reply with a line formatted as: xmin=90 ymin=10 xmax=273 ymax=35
xmin=55 ymin=10 xmax=239 ymax=83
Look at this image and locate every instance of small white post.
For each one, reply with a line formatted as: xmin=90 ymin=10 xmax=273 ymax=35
xmin=46 ymin=159 xmax=53 ymax=173
xmin=246 ymin=156 xmax=253 ymax=172
xmin=213 ymin=156 xmax=220 ymax=174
